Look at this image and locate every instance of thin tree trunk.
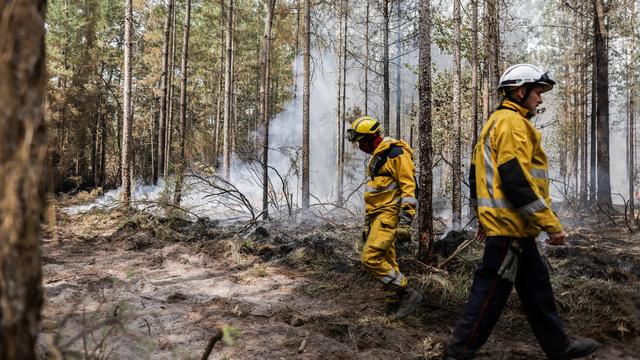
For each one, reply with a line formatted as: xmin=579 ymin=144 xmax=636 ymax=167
xmin=485 ymin=0 xmax=500 ymax=108
xmin=174 ymin=0 xmax=192 ymax=205
xmin=121 ymin=0 xmax=134 ymax=204
xmin=452 ymin=0 xmax=461 ymax=229
xmin=214 ymin=0 xmax=225 ymax=167
xmin=364 ymin=1 xmax=369 ymax=113
xmin=628 ymin=0 xmax=636 ymax=220
xmin=340 ymin=0 xmax=347 ymax=204
xmin=471 ymin=0 xmax=479 ymax=148
xmin=293 ymin=0 xmax=301 ymax=98
xmin=589 ymin=19 xmax=597 ymax=204
xmin=395 ymin=1 xmax=402 ymax=139
xmin=165 ymin=2 xmax=177 ymax=177
xmin=594 ymin=0 xmax=611 ymax=208
xmin=157 ymin=0 xmax=173 ymax=183
xmin=0 ymin=1 xmax=47 ymax=357
xmin=580 ymin=6 xmax=588 ymax=203
xmin=335 ymin=0 xmax=343 ymax=205
xmin=417 ymin=0 xmax=434 ymax=262
xmin=302 ymin=0 xmax=311 ymax=209
xmin=222 ymin=0 xmax=234 ymax=180
xmin=383 ymin=0 xmax=390 ymax=132
xmin=261 ymin=0 xmax=276 ymax=220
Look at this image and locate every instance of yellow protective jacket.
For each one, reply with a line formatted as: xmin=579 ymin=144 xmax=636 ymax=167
xmin=470 ymin=100 xmax=563 ymax=237
xmin=364 ymin=138 xmax=417 ymax=222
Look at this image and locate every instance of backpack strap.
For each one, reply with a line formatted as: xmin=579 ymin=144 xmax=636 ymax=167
xmin=369 ymin=145 xmax=404 ymax=179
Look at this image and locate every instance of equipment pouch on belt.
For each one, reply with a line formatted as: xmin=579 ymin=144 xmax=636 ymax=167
xmin=497 ymin=240 xmax=522 ymax=282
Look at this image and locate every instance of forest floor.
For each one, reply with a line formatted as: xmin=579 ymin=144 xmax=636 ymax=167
xmin=37 ymin=195 xmax=640 ymax=359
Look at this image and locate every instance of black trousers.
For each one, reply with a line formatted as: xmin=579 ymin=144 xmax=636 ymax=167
xmin=444 ymin=236 xmax=569 ymax=359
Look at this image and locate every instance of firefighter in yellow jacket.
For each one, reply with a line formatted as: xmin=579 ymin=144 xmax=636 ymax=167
xmin=347 ymin=116 xmax=422 ymax=319
xmin=444 ymin=64 xmax=600 ymax=359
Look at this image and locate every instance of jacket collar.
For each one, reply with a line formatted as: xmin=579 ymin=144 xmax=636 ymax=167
xmin=499 ymin=100 xmax=530 ymax=118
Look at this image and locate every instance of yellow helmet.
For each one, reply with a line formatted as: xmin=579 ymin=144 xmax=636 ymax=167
xmin=347 ymin=116 xmax=382 ymax=142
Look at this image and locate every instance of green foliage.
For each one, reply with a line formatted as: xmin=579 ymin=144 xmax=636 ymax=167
xmin=46 ymin=0 xmax=297 ymax=192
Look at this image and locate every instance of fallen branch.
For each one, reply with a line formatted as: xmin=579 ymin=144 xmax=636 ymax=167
xmin=201 ymin=328 xmax=224 ymax=360
xmin=438 ymin=237 xmax=476 ymax=268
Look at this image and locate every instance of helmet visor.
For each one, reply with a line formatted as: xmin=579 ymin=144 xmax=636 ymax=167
xmin=347 ymin=129 xmax=361 ymax=142
xmin=537 ymin=71 xmax=555 ymax=91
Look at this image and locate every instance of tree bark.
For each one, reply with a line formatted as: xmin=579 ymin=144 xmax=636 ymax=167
xmin=302 ymin=0 xmax=311 ymax=209
xmin=485 ymin=0 xmax=500 ymax=108
xmin=628 ymin=0 xmax=636 ymax=220
xmin=340 ymin=0 xmax=347 ymax=205
xmin=335 ymin=0 xmax=344 ymax=205
xmin=471 ymin=0 xmax=479 ymax=148
xmin=0 ymin=1 xmax=47 ymax=357
xmin=451 ymin=0 xmax=462 ymax=229
xmin=364 ymin=1 xmax=369 ymax=114
xmin=261 ymin=0 xmax=276 ymax=220
xmin=121 ymin=0 xmax=134 ymax=204
xmin=594 ymin=0 xmax=611 ymax=208
xmin=417 ymin=0 xmax=434 ymax=262
xmin=395 ymin=1 xmax=402 ymax=139
xmin=174 ymin=0 xmax=192 ymax=205
xmin=165 ymin=2 xmax=177 ymax=177
xmin=157 ymin=0 xmax=173 ymax=184
xmin=383 ymin=0 xmax=390 ymax=133
xmin=222 ymin=0 xmax=234 ymax=180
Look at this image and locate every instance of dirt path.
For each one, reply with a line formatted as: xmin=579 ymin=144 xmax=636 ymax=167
xmin=39 ymin=210 xmax=640 ymax=359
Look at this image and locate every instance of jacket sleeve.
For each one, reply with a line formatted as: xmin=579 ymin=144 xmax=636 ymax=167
xmin=387 ymin=148 xmax=417 ymax=223
xmin=493 ymin=121 xmax=563 ymax=233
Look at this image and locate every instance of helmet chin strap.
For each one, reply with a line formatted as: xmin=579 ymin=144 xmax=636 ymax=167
xmin=503 ymin=84 xmax=534 ymax=107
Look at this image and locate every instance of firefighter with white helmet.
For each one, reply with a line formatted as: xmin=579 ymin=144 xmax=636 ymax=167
xmin=347 ymin=116 xmax=422 ymax=319
xmin=443 ymin=64 xmax=601 ymax=359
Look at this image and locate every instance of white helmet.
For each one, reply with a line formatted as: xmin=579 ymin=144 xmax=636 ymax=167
xmin=498 ymin=64 xmax=555 ymax=92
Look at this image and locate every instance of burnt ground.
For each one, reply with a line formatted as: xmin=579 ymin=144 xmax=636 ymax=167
xmin=37 ymin=203 xmax=640 ymax=359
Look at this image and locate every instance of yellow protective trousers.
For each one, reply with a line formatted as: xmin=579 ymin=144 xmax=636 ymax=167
xmin=361 ymin=212 xmax=408 ymax=290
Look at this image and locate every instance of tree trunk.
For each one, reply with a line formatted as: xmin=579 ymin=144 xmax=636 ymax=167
xmin=261 ymin=0 xmax=276 ymax=220
xmin=335 ymin=0 xmax=343 ymax=205
xmin=302 ymin=0 xmax=311 ymax=209
xmin=383 ymin=0 xmax=390 ymax=133
xmin=213 ymin=0 xmax=225 ymax=167
xmin=471 ymin=0 xmax=479 ymax=148
xmin=165 ymin=2 xmax=177 ymax=177
xmin=364 ymin=1 xmax=369 ymax=113
xmin=174 ymin=0 xmax=192 ymax=205
xmin=222 ymin=0 xmax=234 ymax=180
xmin=395 ymin=1 xmax=402 ymax=139
xmin=485 ymin=0 xmax=500 ymax=108
xmin=121 ymin=0 xmax=133 ymax=204
xmin=628 ymin=0 xmax=636 ymax=220
xmin=293 ymin=0 xmax=301 ymax=98
xmin=340 ymin=0 xmax=347 ymax=204
xmin=594 ymin=0 xmax=611 ymax=208
xmin=417 ymin=0 xmax=433 ymax=262
xmin=0 ymin=1 xmax=47 ymax=357
xmin=157 ymin=0 xmax=173 ymax=184
xmin=589 ymin=14 xmax=597 ymax=204
xmin=451 ymin=0 xmax=461 ymax=229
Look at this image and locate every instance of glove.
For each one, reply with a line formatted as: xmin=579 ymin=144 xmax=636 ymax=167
xmin=546 ymin=230 xmax=567 ymax=246
xmin=395 ymin=224 xmax=412 ymax=244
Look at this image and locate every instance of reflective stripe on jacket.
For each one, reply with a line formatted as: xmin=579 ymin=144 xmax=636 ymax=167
xmin=364 ymin=138 xmax=417 ymax=220
xmin=470 ymin=100 xmax=563 ymax=237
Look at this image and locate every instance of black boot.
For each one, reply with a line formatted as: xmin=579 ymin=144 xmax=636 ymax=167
xmin=384 ymin=291 xmax=400 ymax=315
xmin=394 ymin=287 xmax=423 ymax=319
xmin=547 ymin=338 xmax=601 ymax=360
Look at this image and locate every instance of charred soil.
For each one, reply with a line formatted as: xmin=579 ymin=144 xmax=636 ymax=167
xmin=38 ymin=205 xmax=640 ymax=359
